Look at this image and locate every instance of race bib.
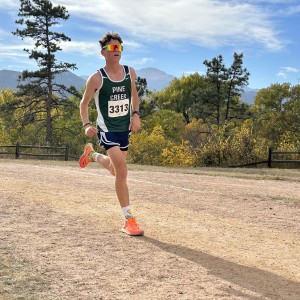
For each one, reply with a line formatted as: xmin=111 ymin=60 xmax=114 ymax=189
xmin=108 ymin=99 xmax=129 ymax=118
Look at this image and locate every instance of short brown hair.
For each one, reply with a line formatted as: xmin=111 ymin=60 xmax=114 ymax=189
xmin=99 ymin=32 xmax=123 ymax=49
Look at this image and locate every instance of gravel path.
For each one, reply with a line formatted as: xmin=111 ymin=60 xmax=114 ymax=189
xmin=0 ymin=160 xmax=299 ymax=300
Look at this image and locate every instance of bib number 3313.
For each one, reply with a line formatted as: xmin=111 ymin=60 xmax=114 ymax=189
xmin=108 ymin=99 xmax=129 ymax=118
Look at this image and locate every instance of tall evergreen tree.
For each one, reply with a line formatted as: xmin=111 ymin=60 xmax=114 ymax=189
xmin=203 ymin=55 xmax=227 ymax=127
xmin=224 ymin=53 xmax=250 ymax=120
xmin=203 ymin=53 xmax=250 ymax=127
xmin=12 ymin=0 xmax=78 ymax=144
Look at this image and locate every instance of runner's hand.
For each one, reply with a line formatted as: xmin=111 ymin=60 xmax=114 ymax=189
xmin=130 ymin=114 xmax=141 ymax=132
xmin=85 ymin=126 xmax=97 ymax=137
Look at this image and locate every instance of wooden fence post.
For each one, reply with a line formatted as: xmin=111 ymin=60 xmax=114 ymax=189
xmin=268 ymin=147 xmax=272 ymax=168
xmin=65 ymin=143 xmax=70 ymax=161
xmin=16 ymin=142 xmax=20 ymax=159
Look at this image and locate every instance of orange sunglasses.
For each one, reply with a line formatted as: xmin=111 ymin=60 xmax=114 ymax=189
xmin=103 ymin=44 xmax=123 ymax=52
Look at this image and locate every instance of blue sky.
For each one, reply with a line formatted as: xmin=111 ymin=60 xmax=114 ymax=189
xmin=0 ymin=0 xmax=300 ymax=89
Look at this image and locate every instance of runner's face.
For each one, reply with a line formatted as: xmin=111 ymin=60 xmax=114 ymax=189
xmin=102 ymin=39 xmax=122 ymax=62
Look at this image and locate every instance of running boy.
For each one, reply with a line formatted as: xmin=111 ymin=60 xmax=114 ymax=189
xmin=79 ymin=32 xmax=143 ymax=236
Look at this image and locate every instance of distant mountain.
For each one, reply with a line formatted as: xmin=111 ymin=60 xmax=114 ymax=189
xmin=135 ymin=68 xmax=258 ymax=103
xmin=0 ymin=70 xmax=21 ymax=90
xmin=0 ymin=68 xmax=174 ymax=93
xmin=136 ymin=67 xmax=175 ymax=91
xmin=79 ymin=75 xmax=89 ymax=81
xmin=0 ymin=68 xmax=258 ymax=103
xmin=241 ymin=86 xmax=259 ymax=104
xmin=54 ymin=71 xmax=86 ymax=91
xmin=0 ymin=69 xmax=86 ymax=92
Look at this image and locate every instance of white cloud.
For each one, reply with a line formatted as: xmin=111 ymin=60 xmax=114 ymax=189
xmin=182 ymin=70 xmax=204 ymax=76
xmin=54 ymin=0 xmax=284 ymax=51
xmin=59 ymin=40 xmax=99 ymax=56
xmin=284 ymin=5 xmax=300 ymax=15
xmin=282 ymin=67 xmax=299 ymax=73
xmin=58 ymin=39 xmax=144 ymax=57
xmin=134 ymin=57 xmax=156 ymax=65
xmin=277 ymin=66 xmax=299 ymax=78
xmin=243 ymin=0 xmax=296 ymax=3
xmin=0 ymin=44 xmax=36 ymax=70
xmin=0 ymin=43 xmax=33 ymax=58
xmin=0 ymin=0 xmax=18 ymax=9
xmin=2 ymin=0 xmax=287 ymax=52
xmin=277 ymin=71 xmax=287 ymax=78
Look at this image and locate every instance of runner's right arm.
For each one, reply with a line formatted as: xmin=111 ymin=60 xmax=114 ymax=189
xmin=80 ymin=72 xmax=101 ymax=137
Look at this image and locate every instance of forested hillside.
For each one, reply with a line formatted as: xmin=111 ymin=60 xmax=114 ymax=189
xmin=0 ymin=0 xmax=299 ymax=168
xmin=1 ymin=74 xmax=299 ymax=167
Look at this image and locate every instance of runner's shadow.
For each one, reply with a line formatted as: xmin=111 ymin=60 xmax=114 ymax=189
xmin=141 ymin=236 xmax=300 ymax=299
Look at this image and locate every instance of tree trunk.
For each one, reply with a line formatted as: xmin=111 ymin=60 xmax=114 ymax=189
xmin=46 ymin=96 xmax=53 ymax=144
xmin=183 ymin=111 xmax=190 ymax=124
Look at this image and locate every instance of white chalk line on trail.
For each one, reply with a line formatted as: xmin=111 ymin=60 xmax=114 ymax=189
xmin=26 ymin=164 xmax=198 ymax=193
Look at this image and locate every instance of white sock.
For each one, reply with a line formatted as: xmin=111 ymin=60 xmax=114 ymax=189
xmin=122 ymin=205 xmax=133 ymax=219
xmin=94 ymin=153 xmax=101 ymax=161
xmin=90 ymin=152 xmax=101 ymax=162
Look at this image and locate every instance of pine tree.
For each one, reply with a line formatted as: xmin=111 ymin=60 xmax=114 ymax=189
xmin=12 ymin=0 xmax=78 ymax=144
xmin=203 ymin=53 xmax=250 ymax=127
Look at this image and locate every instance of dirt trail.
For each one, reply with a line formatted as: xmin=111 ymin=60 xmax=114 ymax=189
xmin=0 ymin=160 xmax=300 ymax=300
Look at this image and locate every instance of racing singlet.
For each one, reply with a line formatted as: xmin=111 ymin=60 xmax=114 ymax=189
xmin=94 ymin=65 xmax=132 ymax=132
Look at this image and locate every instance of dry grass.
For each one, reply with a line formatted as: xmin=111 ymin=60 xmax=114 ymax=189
xmin=2 ymin=158 xmax=299 ymax=181
xmin=128 ymin=163 xmax=300 ymax=182
xmin=0 ymin=159 xmax=299 ymax=299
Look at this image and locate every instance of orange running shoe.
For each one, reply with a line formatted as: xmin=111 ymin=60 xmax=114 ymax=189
xmin=79 ymin=143 xmax=95 ymax=168
xmin=122 ymin=217 xmax=144 ymax=236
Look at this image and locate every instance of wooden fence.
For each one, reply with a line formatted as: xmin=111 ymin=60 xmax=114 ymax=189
xmin=0 ymin=144 xmax=299 ymax=167
xmin=0 ymin=142 xmax=70 ymax=161
xmin=230 ymin=148 xmax=300 ymax=168
xmin=267 ymin=148 xmax=300 ymax=168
